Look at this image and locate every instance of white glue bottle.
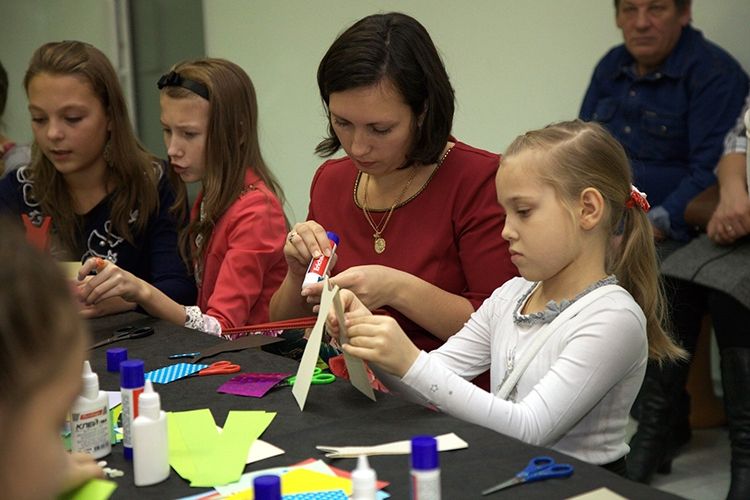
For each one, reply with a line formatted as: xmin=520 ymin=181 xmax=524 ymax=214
xmin=302 ymin=231 xmax=340 ymax=288
xmin=410 ymin=435 xmax=441 ymax=500
xmin=70 ymin=360 xmax=111 ymax=459
xmin=132 ymin=380 xmax=170 ymax=486
xmin=351 ymin=454 xmax=377 ymax=500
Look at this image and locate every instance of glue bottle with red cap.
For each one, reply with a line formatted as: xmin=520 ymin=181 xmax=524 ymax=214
xmin=302 ymin=231 xmax=340 ymax=289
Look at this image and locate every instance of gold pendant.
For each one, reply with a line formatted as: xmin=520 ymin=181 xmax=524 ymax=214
xmin=374 ymin=236 xmax=386 ymax=254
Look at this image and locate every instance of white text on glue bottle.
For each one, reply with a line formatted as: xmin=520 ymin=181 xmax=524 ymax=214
xmin=120 ymin=359 xmax=145 ymax=461
xmin=410 ymin=435 xmax=441 ymax=500
xmin=70 ymin=360 xmax=111 ymax=459
xmin=133 ymin=380 xmax=169 ymax=486
xmin=302 ymin=231 xmax=340 ymax=289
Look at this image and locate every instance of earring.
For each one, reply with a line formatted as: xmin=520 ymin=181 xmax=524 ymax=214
xmin=103 ymin=139 xmax=113 ymax=167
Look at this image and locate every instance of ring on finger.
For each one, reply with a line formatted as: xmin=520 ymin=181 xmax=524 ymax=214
xmin=727 ymin=225 xmax=735 ymax=233
xmin=288 ymin=231 xmax=298 ymax=243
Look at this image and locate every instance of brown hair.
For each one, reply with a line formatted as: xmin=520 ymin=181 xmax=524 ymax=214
xmin=160 ymin=58 xmax=285 ymax=265
xmin=23 ymin=41 xmax=159 ymax=254
xmin=0 ymin=217 xmax=88 ymax=406
xmin=316 ymin=12 xmax=454 ymax=165
xmin=504 ymin=120 xmax=684 ymax=362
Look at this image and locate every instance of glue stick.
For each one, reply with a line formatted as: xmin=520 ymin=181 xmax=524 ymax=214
xmin=120 ymin=359 xmax=144 ymax=460
xmin=70 ymin=361 xmax=111 ymax=459
xmin=253 ymin=474 xmax=282 ymax=500
xmin=301 ymin=231 xmax=340 ymax=288
xmin=410 ymin=435 xmax=441 ymax=500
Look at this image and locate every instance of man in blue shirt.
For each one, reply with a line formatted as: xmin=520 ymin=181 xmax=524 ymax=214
xmin=580 ymin=0 xmax=748 ymax=243
xmin=581 ymin=0 xmax=748 ymax=488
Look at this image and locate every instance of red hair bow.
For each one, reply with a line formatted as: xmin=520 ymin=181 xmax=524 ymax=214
xmin=625 ymin=185 xmax=650 ymax=212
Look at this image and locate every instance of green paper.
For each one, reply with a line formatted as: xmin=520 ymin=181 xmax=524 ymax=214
xmin=58 ymin=478 xmax=117 ymax=500
xmin=168 ymin=409 xmax=275 ymax=487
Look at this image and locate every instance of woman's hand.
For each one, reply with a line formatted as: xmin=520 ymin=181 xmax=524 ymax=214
xmin=707 ymin=184 xmax=750 ymax=245
xmin=304 ymin=265 xmax=400 ymax=310
xmin=59 ymin=452 xmax=104 ymax=494
xmin=78 ymin=296 xmax=137 ymax=319
xmin=284 ymin=220 xmax=336 ymax=277
xmin=76 ymin=258 xmax=148 ymax=306
xmin=341 ymin=314 xmax=420 ymax=378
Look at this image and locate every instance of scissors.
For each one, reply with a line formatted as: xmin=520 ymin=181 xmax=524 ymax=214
xmin=284 ymin=367 xmax=336 ymax=386
xmin=193 ymin=360 xmax=241 ymax=377
xmin=90 ymin=325 xmax=154 ymax=349
xmin=481 ymin=456 xmax=574 ymax=495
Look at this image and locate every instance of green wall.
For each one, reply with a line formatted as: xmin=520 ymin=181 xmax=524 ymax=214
xmin=3 ymin=0 xmax=750 ymax=224
xmin=203 ymin=0 xmax=750 ymax=223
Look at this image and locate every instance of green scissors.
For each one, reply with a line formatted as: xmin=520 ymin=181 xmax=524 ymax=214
xmin=285 ymin=367 xmax=335 ymax=386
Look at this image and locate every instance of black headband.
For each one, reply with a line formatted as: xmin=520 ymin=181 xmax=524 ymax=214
xmin=157 ymin=71 xmax=209 ymax=100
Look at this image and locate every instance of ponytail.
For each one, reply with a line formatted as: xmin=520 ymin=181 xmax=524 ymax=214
xmin=608 ymin=207 xmax=686 ymax=362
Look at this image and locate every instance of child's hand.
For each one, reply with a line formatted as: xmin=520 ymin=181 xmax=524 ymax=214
xmin=343 ymin=314 xmax=420 ymax=378
xmin=77 ymin=258 xmax=147 ymax=305
xmin=59 ymin=452 xmax=105 ymax=494
xmin=325 ymin=289 xmax=371 ymax=342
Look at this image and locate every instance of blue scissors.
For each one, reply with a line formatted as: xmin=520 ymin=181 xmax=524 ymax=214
xmin=90 ymin=325 xmax=154 ymax=349
xmin=284 ymin=367 xmax=336 ymax=386
xmin=481 ymin=456 xmax=574 ymax=495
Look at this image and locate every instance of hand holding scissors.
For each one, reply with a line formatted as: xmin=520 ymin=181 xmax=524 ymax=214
xmin=285 ymin=367 xmax=335 ymax=386
xmin=90 ymin=325 xmax=154 ymax=349
xmin=194 ymin=360 xmax=241 ymax=377
xmin=481 ymin=456 xmax=573 ymax=495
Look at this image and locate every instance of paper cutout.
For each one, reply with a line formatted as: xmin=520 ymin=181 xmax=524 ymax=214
xmin=292 ymin=278 xmax=376 ymax=410
xmin=217 ymin=372 xmax=292 ymax=398
xmin=59 ymin=478 xmax=117 ymax=500
xmin=317 ymin=432 xmax=468 ymax=458
xmin=168 ymin=409 xmax=275 ymax=487
xmin=292 ymin=279 xmax=338 ymax=410
xmin=247 ymin=439 xmax=284 ymax=464
xmin=193 ymin=335 xmax=285 ymax=363
xmin=224 ymin=469 xmax=352 ymax=499
xmin=331 ymin=289 xmax=376 ymax=401
xmin=215 ymin=459 xmax=336 ymax=496
xmin=283 ymin=491 xmax=348 ymax=500
xmin=146 ymin=363 xmax=208 ymax=384
xmin=566 ymin=487 xmax=628 ymax=500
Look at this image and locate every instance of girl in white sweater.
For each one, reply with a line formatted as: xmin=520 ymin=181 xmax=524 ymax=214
xmin=327 ymin=120 xmax=684 ymax=475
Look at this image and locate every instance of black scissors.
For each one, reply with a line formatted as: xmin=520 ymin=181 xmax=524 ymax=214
xmin=90 ymin=325 xmax=154 ymax=349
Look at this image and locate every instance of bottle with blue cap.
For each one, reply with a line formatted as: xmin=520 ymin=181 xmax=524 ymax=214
xmin=410 ymin=435 xmax=441 ymax=500
xmin=254 ymin=474 xmax=281 ymax=500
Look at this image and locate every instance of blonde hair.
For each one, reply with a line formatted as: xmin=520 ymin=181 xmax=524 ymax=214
xmin=504 ymin=120 xmax=684 ymax=362
xmin=23 ymin=41 xmax=159 ymax=254
xmin=160 ymin=58 xmax=285 ymax=265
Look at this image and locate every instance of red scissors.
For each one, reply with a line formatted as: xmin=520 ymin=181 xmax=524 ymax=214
xmin=196 ymin=360 xmax=241 ymax=376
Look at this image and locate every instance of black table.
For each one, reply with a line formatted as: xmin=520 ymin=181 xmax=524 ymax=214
xmin=87 ymin=313 xmax=679 ymax=499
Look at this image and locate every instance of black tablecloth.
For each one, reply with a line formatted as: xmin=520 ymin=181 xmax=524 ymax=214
xmin=86 ymin=312 xmax=679 ymax=499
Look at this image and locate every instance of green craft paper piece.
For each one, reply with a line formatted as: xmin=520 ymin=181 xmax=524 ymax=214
xmin=58 ymin=478 xmax=117 ymax=500
xmin=190 ymin=410 xmax=277 ymax=487
xmin=167 ymin=409 xmax=276 ymax=487
xmin=168 ymin=409 xmax=220 ymax=482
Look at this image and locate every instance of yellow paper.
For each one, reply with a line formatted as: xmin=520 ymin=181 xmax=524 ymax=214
xmin=225 ymin=468 xmax=351 ymax=499
xmin=58 ymin=261 xmax=82 ymax=280
xmin=58 ymin=478 xmax=117 ymax=500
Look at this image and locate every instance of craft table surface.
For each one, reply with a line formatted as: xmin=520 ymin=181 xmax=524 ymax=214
xmin=87 ymin=312 xmax=678 ymax=499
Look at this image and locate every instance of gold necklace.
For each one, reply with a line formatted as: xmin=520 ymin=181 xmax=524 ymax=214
xmin=362 ymin=167 xmax=419 ymax=254
xmin=360 ymin=146 xmax=453 ymax=253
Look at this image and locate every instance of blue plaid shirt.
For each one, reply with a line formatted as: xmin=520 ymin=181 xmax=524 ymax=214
xmin=580 ymin=26 xmax=748 ymax=241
